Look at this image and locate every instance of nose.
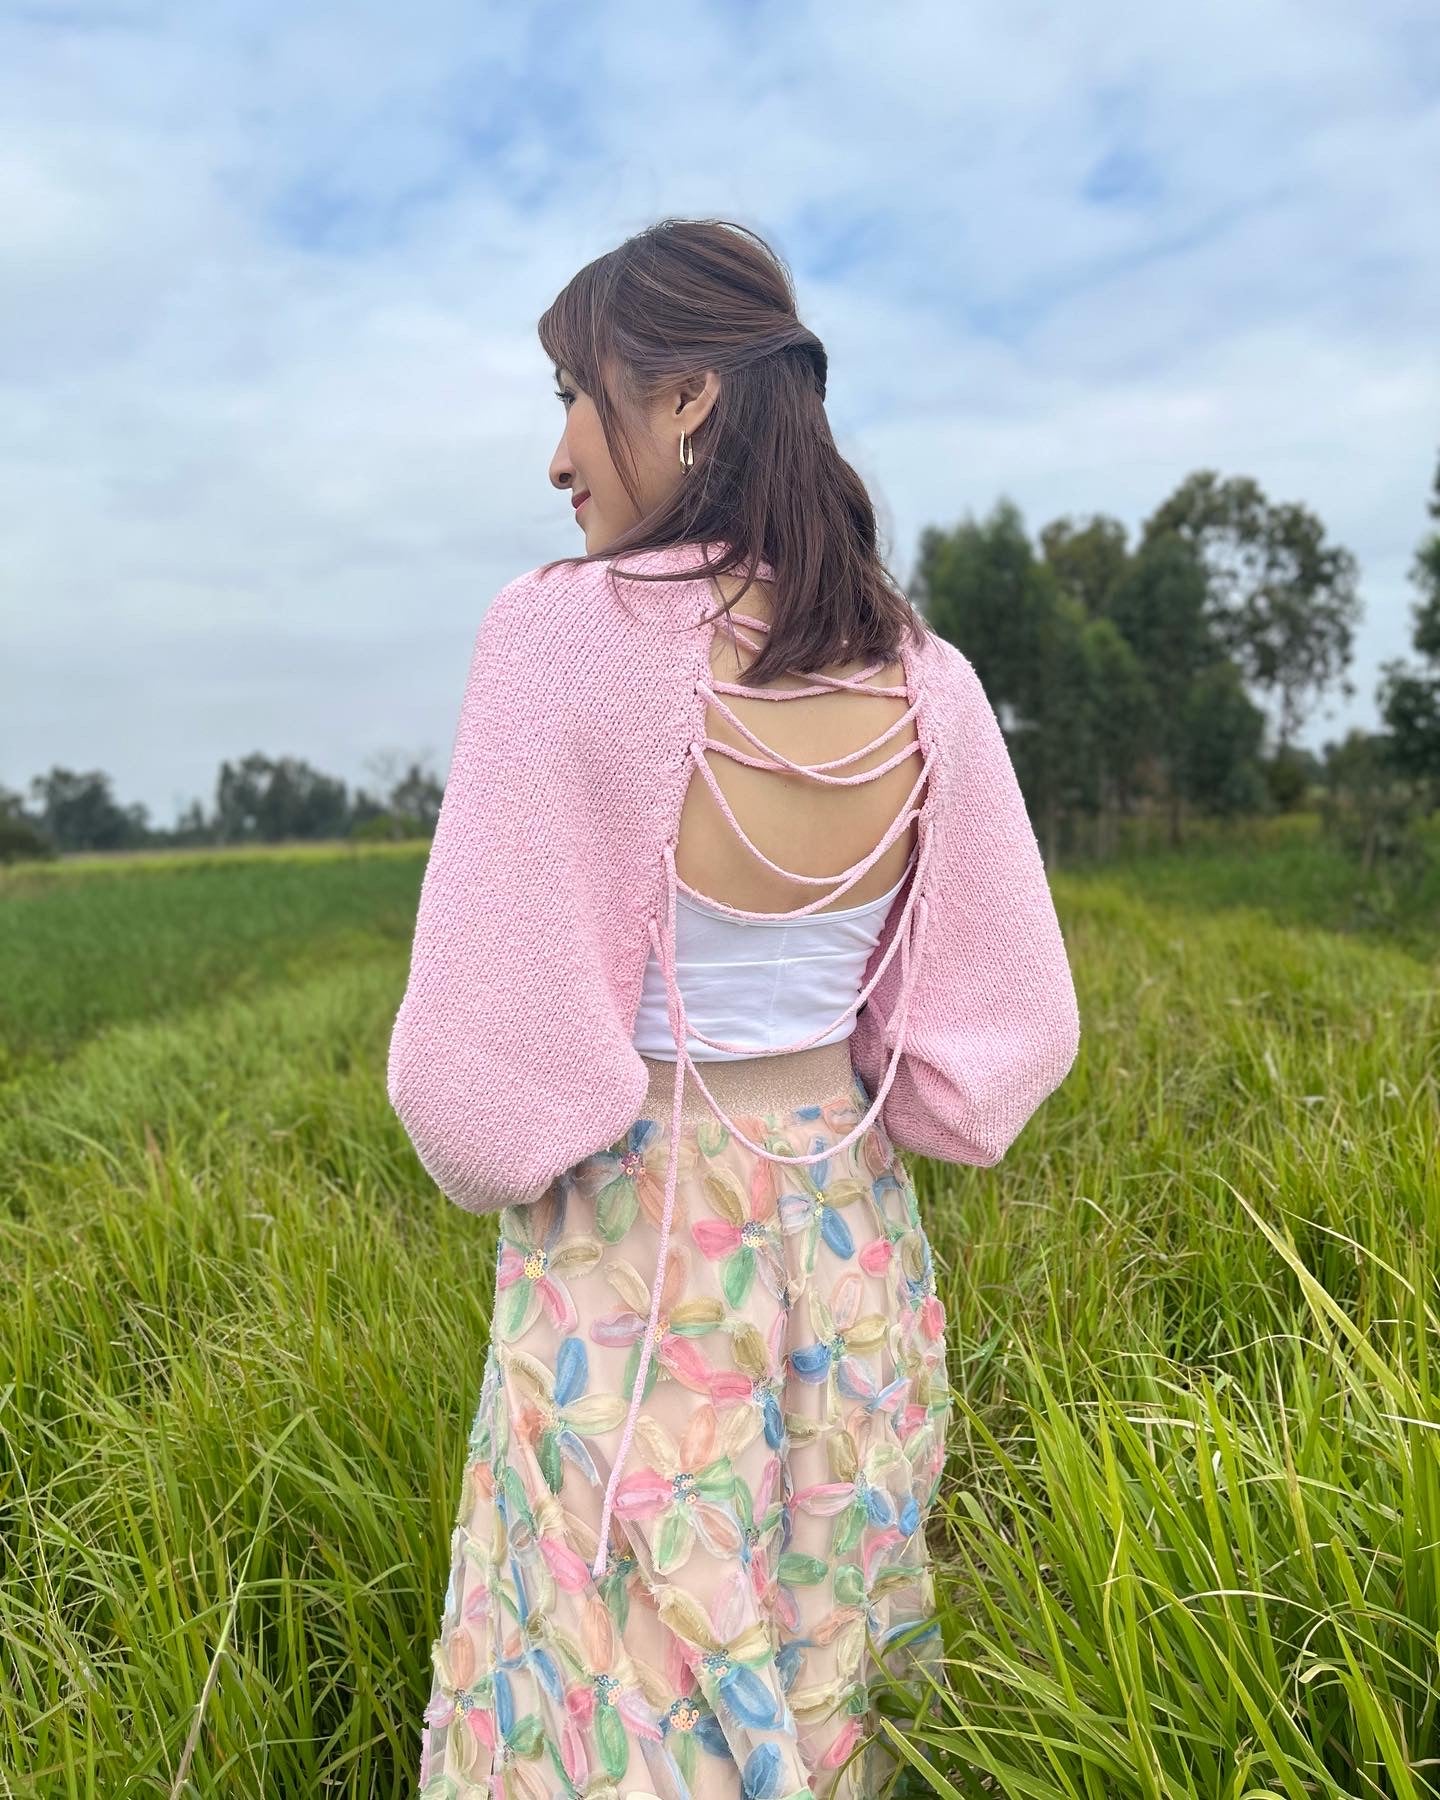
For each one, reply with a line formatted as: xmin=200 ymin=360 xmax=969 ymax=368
xmin=549 ymin=430 xmax=574 ymax=493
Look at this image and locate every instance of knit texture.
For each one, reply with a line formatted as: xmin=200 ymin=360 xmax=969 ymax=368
xmin=386 ymin=541 xmax=1081 ymax=1214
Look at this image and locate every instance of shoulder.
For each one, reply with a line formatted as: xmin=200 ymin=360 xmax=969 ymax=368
xmin=911 ymin=619 xmax=978 ymax=686
xmin=462 ymin=549 xmax=709 ymax=773
xmin=908 ymin=627 xmax=1017 ymax=810
xmin=457 ymin=559 xmax=624 ymax=709
xmin=910 ymin=622 xmax=992 ymax=730
xmin=473 ymin=554 xmax=612 ymax=654
xmin=476 ymin=545 xmax=710 ymax=663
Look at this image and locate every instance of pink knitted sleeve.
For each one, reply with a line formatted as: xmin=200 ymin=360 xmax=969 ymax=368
xmin=385 ymin=572 xmax=651 ymax=1214
xmin=848 ymin=637 xmax=1080 ymax=1166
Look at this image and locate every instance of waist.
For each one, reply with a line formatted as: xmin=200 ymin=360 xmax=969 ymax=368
xmin=637 ymin=1039 xmax=858 ymax=1125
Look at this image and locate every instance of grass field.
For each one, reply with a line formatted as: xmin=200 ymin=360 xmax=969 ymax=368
xmin=1 ymin=828 xmax=1437 ymax=1797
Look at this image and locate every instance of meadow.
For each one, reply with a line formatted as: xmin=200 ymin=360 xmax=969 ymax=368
xmin=1 ymin=828 xmax=1437 ymax=1797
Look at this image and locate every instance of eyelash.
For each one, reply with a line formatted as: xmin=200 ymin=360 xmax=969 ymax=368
xmin=553 ymin=386 xmax=575 ymax=408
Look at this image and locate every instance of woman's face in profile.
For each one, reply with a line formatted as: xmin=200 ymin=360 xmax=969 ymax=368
xmin=547 ymin=362 xmax=715 ymax=553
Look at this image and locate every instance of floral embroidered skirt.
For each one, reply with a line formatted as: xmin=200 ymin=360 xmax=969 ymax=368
xmin=417 ymin=1056 xmax=953 ymax=1800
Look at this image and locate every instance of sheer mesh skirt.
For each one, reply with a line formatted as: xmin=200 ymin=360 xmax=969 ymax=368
xmin=417 ymin=1050 xmax=952 ymax=1800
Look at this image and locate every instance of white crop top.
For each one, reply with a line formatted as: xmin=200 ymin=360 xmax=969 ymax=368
xmin=631 ymin=848 xmax=917 ymax=1061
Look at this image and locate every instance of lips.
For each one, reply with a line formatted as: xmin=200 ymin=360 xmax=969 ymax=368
xmin=572 ymin=489 xmax=590 ymax=514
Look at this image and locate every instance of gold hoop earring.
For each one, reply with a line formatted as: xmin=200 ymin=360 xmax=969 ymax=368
xmin=679 ymin=430 xmax=693 ymax=471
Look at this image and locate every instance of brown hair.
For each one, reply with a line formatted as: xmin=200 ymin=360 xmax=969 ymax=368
xmin=535 ymin=216 xmax=926 ymax=687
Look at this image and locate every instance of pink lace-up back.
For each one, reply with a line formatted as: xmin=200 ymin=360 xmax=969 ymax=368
xmin=589 ymin=605 xmax=939 ymax=1575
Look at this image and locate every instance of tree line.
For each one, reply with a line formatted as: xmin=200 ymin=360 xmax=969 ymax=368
xmin=0 ymin=754 xmax=443 ymax=863
xmin=4 ymin=457 xmax=1437 ymax=869
xmin=912 ymin=459 xmax=1439 ymax=872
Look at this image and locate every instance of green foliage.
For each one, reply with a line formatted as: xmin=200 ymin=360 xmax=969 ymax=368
xmin=912 ymin=460 xmax=1440 ymax=869
xmin=0 ymin=959 xmax=482 ymax=1797
xmin=1141 ymin=469 xmax=1362 ymax=751
xmin=1108 ymin=529 xmax=1259 ymax=832
xmin=1378 ymin=667 xmax=1440 ymax=793
xmin=0 ymin=798 xmax=55 ymax=865
xmin=1316 ymin=731 xmax=1434 ymax=913
xmin=1078 ymin=810 xmax=1439 ymax=956
xmin=917 ymin=498 xmax=1272 ymax=854
xmin=1263 ymin=742 xmax=1323 ymax=812
xmin=1039 ymin=513 xmax=1130 ymax=617
xmin=914 ymin=502 xmax=1047 ymax=690
xmin=1378 ymin=451 xmax=1440 ymax=800
xmin=215 ymin=752 xmax=352 ymax=843
xmin=26 ymin=767 xmax=149 ymax=853
xmin=5 ymin=754 xmax=446 ymax=857
xmin=1175 ymin=660 xmax=1269 ymax=817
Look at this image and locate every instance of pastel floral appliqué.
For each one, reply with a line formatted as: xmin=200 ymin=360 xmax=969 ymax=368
xmin=417 ymin=1073 xmax=953 ymax=1800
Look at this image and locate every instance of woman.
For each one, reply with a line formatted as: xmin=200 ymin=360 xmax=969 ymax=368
xmin=388 ymin=217 xmax=1081 ymax=1800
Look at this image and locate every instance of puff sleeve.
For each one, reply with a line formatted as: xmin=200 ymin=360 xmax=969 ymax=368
xmin=385 ymin=574 xmax=651 ymax=1214
xmin=848 ymin=638 xmax=1081 ymax=1166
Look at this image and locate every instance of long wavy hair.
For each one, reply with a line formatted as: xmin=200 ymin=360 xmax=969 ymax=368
xmin=535 ymin=217 xmax=926 ymax=687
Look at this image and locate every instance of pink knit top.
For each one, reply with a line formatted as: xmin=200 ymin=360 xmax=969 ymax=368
xmin=385 ymin=541 xmax=1082 ymax=1572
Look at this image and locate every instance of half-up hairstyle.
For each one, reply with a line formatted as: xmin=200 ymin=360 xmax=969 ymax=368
xmin=535 ymin=216 xmax=926 ymax=687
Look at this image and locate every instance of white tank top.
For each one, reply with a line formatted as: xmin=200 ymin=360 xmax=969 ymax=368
xmin=631 ymin=848 xmax=916 ymax=1061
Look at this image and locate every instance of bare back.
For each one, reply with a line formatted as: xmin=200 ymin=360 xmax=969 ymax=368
xmin=672 ymin=573 xmax=923 ymax=914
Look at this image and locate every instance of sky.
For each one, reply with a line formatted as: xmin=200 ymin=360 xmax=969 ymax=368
xmin=2 ymin=1 xmax=1437 ymax=829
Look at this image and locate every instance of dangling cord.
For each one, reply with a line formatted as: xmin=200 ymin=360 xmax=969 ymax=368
xmin=672 ymin=883 xmax=933 ymax=1170
xmin=588 ymin=839 xmax=933 ymax=1577
xmin=589 ymin=889 xmax=689 ymax=1580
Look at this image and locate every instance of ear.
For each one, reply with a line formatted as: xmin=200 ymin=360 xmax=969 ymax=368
xmin=674 ymin=368 xmax=721 ymax=432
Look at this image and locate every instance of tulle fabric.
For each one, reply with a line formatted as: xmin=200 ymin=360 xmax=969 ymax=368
xmin=417 ymin=1067 xmax=952 ymax=1800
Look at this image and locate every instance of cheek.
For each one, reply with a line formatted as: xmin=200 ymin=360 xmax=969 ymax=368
xmin=579 ymin=417 xmax=613 ymax=485
xmin=572 ymin=408 xmax=619 ymax=489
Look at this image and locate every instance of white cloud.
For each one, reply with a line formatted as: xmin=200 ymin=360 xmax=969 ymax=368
xmin=1 ymin=0 xmax=1436 ymax=821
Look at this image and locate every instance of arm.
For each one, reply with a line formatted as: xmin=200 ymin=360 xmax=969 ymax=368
xmin=385 ymin=572 xmax=646 ymax=1214
xmin=849 ymin=638 xmax=1081 ymax=1166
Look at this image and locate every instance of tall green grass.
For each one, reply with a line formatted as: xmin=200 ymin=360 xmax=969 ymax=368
xmin=1080 ymin=810 xmax=1440 ymax=958
xmin=1 ymin=835 xmax=1436 ymax=1795
xmin=0 ymin=844 xmax=425 ymax=1076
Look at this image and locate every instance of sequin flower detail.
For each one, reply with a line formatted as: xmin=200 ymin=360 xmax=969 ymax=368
xmin=571 ymin=1116 xmax=691 ymax=1242
xmin=502 ymin=1338 xmax=628 ymax=1496
xmin=655 ymin=1568 xmax=788 ymax=1733
xmin=554 ymin=1593 xmax=660 ymax=1786
xmin=778 ymin=1143 xmax=867 ymax=1268
xmin=494 ymin=1190 xmax=602 ymax=1344
xmin=690 ymin=1159 xmax=788 ymax=1310
xmin=612 ymin=1402 xmax=752 ymax=1575
xmin=590 ymin=1247 xmax=725 ymax=1402
xmin=787 ymin=1271 xmax=897 ymax=1415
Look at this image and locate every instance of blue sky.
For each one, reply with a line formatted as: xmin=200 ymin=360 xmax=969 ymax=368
xmin=2 ymin=0 xmax=1437 ymax=826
